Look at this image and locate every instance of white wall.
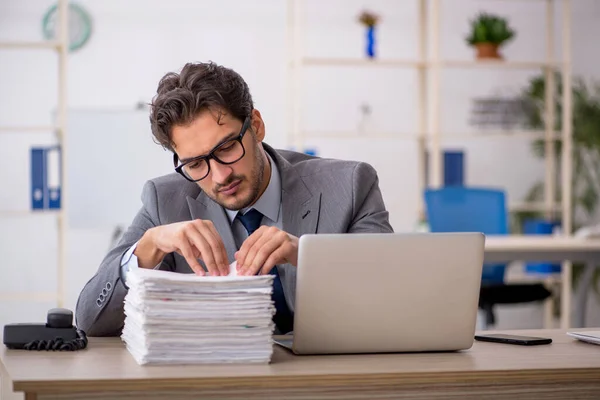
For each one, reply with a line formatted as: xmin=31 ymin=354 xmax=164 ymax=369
xmin=1 ymin=0 xmax=599 ymax=329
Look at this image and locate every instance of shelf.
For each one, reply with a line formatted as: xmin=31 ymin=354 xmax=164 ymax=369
xmin=301 ymin=131 xmax=418 ymax=139
xmin=0 ymin=41 xmax=61 ymax=50
xmin=505 ymin=273 xmax=562 ymax=286
xmin=300 ymin=130 xmax=561 ymax=141
xmin=509 ymin=202 xmax=562 ymax=213
xmin=439 ymin=59 xmax=557 ymax=70
xmin=0 ymin=210 xmax=62 ymax=217
xmin=299 ymin=58 xmax=558 ymax=70
xmin=300 ymin=57 xmax=425 ymax=68
xmin=0 ymin=125 xmax=57 ymax=133
xmin=481 ymin=0 xmax=557 ymax=2
xmin=440 ymin=130 xmax=562 ymax=140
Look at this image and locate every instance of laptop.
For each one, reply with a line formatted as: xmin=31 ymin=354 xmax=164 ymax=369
xmin=275 ymin=232 xmax=485 ymax=355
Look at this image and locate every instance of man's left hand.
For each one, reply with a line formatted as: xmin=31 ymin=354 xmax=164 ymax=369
xmin=235 ymin=226 xmax=299 ymax=276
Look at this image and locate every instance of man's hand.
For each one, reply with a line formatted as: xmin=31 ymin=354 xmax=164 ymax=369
xmin=235 ymin=226 xmax=299 ymax=276
xmin=135 ymin=220 xmax=229 ymax=276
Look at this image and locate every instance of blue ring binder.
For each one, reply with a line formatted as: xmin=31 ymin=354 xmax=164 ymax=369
xmin=30 ymin=146 xmax=61 ymax=210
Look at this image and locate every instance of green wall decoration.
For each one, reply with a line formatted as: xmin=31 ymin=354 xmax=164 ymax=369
xmin=42 ymin=2 xmax=92 ymax=52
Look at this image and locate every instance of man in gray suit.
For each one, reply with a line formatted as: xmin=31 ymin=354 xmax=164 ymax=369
xmin=76 ymin=61 xmax=393 ymax=336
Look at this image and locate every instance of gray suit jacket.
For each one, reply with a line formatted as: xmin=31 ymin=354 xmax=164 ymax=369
xmin=75 ymin=144 xmax=393 ymax=336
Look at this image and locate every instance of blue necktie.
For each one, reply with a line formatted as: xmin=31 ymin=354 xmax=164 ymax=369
xmin=237 ymin=209 xmax=294 ymax=334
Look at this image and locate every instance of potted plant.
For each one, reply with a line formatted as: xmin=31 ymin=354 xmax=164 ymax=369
xmin=465 ymin=13 xmax=515 ymax=60
xmin=512 ymin=71 xmax=600 ymax=309
xmin=357 ymin=10 xmax=380 ymax=59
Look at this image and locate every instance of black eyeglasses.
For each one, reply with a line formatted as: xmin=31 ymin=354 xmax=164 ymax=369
xmin=174 ymin=116 xmax=251 ymax=182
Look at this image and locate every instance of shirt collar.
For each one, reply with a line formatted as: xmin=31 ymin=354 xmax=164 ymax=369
xmin=224 ymin=152 xmax=281 ymax=224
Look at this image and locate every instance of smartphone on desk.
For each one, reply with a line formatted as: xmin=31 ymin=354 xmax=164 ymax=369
xmin=474 ymin=334 xmax=552 ymax=346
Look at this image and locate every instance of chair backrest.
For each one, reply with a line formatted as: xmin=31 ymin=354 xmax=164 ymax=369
xmin=424 ymin=187 xmax=509 ymax=283
xmin=424 ymin=187 xmax=509 ymax=235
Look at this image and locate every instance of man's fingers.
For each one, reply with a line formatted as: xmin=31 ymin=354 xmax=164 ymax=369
xmin=177 ymin=240 xmax=205 ymax=276
xmin=200 ymin=228 xmax=228 ymax=276
xmin=240 ymin=230 xmax=273 ymax=275
xmin=237 ymin=227 xmax=265 ymax=268
xmin=248 ymin=238 xmax=284 ymax=275
xmin=259 ymin=245 xmax=287 ymax=275
xmin=186 ymin=227 xmax=220 ymax=276
xmin=203 ymin=221 xmax=229 ymax=275
xmin=241 ymin=231 xmax=282 ymax=275
xmin=195 ymin=221 xmax=227 ymax=275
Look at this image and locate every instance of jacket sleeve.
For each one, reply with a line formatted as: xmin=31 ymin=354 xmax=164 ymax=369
xmin=75 ymin=181 xmax=174 ymax=336
xmin=348 ymin=162 xmax=394 ymax=234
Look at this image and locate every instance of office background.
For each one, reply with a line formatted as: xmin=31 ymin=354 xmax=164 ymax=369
xmin=1 ymin=0 xmax=600 ymax=331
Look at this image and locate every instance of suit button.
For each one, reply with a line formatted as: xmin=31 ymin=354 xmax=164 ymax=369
xmin=106 ymin=282 xmax=112 ymax=291
xmin=96 ymin=299 xmax=102 ymax=307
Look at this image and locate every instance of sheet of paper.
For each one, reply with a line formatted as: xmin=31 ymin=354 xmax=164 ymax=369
xmin=566 ymin=331 xmax=600 ymax=345
xmin=228 ymin=260 xmax=238 ymax=276
xmin=127 ymin=264 xmax=272 ymax=285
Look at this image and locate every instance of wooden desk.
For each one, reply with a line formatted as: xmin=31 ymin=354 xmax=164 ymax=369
xmin=484 ymin=236 xmax=600 ymax=264
xmin=2 ymin=329 xmax=600 ymax=400
xmin=484 ymin=236 xmax=600 ymax=328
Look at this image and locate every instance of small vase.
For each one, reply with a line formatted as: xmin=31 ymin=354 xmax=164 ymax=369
xmin=365 ymin=25 xmax=376 ymax=58
xmin=475 ymin=42 xmax=502 ymax=60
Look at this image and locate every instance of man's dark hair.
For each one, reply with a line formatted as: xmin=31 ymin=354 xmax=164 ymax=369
xmin=149 ymin=61 xmax=254 ymax=152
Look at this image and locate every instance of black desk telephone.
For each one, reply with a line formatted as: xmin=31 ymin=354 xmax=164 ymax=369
xmin=3 ymin=308 xmax=88 ymax=351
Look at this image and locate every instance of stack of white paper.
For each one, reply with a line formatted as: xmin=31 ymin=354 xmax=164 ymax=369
xmin=121 ymin=265 xmax=275 ymax=365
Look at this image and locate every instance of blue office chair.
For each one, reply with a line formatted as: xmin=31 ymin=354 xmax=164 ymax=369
xmin=424 ymin=187 xmax=508 ymax=283
xmin=424 ymin=187 xmax=551 ymax=328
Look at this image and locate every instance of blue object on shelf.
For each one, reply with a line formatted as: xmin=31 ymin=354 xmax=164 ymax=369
xmin=47 ymin=146 xmax=61 ymax=209
xmin=30 ymin=146 xmax=62 ymax=210
xmin=424 ymin=187 xmax=508 ymax=284
xmin=443 ymin=151 xmax=464 ymax=186
xmin=366 ymin=26 xmax=376 ymax=58
xmin=424 ymin=149 xmax=466 ymax=187
xmin=31 ymin=148 xmax=45 ymax=210
xmin=523 ymin=219 xmax=561 ymax=274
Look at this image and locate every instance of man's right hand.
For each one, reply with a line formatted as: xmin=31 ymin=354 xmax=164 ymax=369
xmin=134 ymin=220 xmax=229 ymax=276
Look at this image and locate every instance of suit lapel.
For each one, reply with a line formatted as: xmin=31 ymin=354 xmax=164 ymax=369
xmin=270 ymin=148 xmax=321 ymax=237
xmin=267 ymin=146 xmax=321 ymax=313
xmin=186 ymin=193 xmax=238 ymax=263
xmin=282 ymin=190 xmax=321 ymax=238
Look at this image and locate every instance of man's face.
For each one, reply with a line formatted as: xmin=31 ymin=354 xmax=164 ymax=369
xmin=172 ymin=109 xmax=268 ymax=211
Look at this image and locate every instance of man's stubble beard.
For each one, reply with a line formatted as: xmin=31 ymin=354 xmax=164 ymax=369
xmin=210 ymin=142 xmax=266 ymax=211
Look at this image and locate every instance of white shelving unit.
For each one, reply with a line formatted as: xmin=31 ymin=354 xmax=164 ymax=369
xmin=288 ymin=0 xmax=573 ymax=327
xmin=301 ymin=58 xmax=426 ymax=68
xmin=0 ymin=0 xmax=69 ymax=309
xmin=429 ymin=0 xmax=573 ymax=329
xmin=287 ymin=0 xmax=431 ymax=217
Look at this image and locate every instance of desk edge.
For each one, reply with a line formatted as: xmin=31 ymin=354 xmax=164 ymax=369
xmin=13 ymin=368 xmax=600 ymax=394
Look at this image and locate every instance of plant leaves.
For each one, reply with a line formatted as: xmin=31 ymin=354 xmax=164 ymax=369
xmin=466 ymin=12 xmax=516 ymax=45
